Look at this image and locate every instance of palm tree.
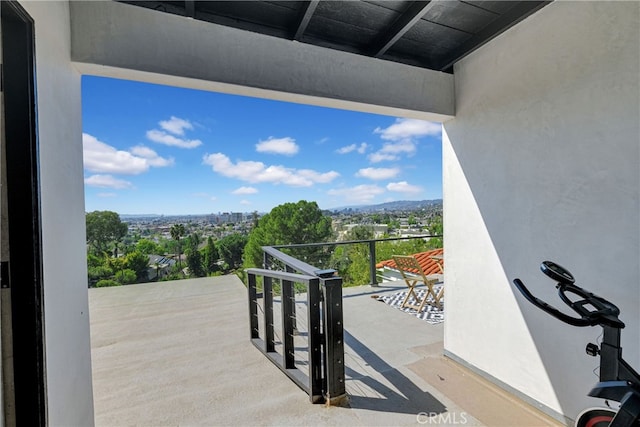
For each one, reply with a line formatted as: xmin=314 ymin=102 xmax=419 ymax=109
xmin=153 ymin=260 xmax=161 ymax=281
xmin=170 ymin=223 xmax=186 ymax=271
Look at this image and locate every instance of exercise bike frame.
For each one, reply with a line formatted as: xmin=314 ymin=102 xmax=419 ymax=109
xmin=513 ymin=262 xmax=640 ymax=426
xmin=588 ymin=323 xmax=640 ymax=426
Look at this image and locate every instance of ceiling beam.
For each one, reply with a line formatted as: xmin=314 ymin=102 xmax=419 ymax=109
xmin=185 ymin=1 xmax=195 ymax=19
xmin=370 ymin=1 xmax=437 ymax=58
xmin=294 ymin=0 xmax=319 ymax=41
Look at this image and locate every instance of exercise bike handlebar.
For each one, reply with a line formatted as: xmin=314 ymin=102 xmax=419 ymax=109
xmin=513 ymin=278 xmax=593 ymax=327
xmin=513 ymin=261 xmax=625 ymax=329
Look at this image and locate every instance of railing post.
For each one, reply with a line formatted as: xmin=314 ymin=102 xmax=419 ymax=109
xmin=285 ymin=265 xmax=297 ymax=332
xmin=248 ymin=272 xmax=259 ymax=339
xmin=263 ymin=276 xmax=275 ymax=353
xmin=321 ymin=276 xmax=348 ymax=405
xmin=281 ymin=278 xmax=296 ymax=369
xmin=307 ymin=277 xmax=323 ymax=403
xmin=368 ymin=240 xmax=378 ymax=287
xmin=263 ymin=251 xmax=270 ymax=269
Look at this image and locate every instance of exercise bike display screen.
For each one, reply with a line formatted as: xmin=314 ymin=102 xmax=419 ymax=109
xmin=541 ymin=261 xmax=575 ymax=283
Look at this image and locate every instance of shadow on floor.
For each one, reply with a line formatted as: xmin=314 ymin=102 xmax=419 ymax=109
xmin=343 ymin=330 xmax=447 ymax=415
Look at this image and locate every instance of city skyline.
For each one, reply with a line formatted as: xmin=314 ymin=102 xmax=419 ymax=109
xmin=82 ymin=76 xmax=443 ymax=215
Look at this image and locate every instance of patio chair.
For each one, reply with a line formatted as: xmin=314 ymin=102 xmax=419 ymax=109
xmin=392 ymin=255 xmax=443 ymax=311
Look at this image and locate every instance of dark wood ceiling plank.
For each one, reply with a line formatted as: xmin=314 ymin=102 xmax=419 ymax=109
xmin=370 ymin=1 xmax=436 ymax=57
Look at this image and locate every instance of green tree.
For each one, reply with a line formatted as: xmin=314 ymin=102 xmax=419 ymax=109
xmin=426 ymin=215 xmax=443 ymax=248
xmin=243 ymin=200 xmax=333 ymax=269
xmin=106 ymin=256 xmax=127 ymax=281
xmin=85 ymin=211 xmax=128 ymax=255
xmin=388 ymin=219 xmax=401 ymax=230
xmin=87 ymin=265 xmax=113 ymax=285
xmin=204 ymin=236 xmax=219 ymax=274
xmin=114 ymin=268 xmax=137 ymax=285
xmin=331 ymin=244 xmax=370 ymax=287
xmin=218 ymin=233 xmax=248 ymax=271
xmin=170 ymin=223 xmax=186 ymax=270
xmin=125 ymin=251 xmax=149 ymax=282
xmin=136 ymin=238 xmax=162 ymax=255
xmin=330 ymin=226 xmax=374 ymax=286
xmin=87 ymin=253 xmax=105 ymax=268
xmin=95 ymin=279 xmax=120 ymax=288
xmin=186 ymin=233 xmax=206 ymax=277
xmin=375 ymin=238 xmax=432 ymax=265
xmin=155 ymin=236 xmax=173 ymax=255
xmin=347 ymin=225 xmax=374 ymax=241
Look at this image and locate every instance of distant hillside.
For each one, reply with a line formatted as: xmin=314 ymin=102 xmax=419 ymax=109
xmin=118 ymin=199 xmax=443 ymax=218
xmin=329 ymin=199 xmax=442 ymax=213
xmin=120 ymin=214 xmax=162 ymax=219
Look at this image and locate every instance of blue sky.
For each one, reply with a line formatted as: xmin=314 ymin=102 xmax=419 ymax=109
xmin=82 ymin=76 xmax=442 ymax=215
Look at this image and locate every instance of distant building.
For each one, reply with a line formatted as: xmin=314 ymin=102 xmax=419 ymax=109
xmin=147 ymin=255 xmax=176 ymax=280
xmin=338 ymin=223 xmax=389 ymax=240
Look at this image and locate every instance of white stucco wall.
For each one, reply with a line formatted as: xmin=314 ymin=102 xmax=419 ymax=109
xmin=443 ymin=1 xmax=639 ymax=421
xmin=19 ymin=1 xmax=94 ymax=425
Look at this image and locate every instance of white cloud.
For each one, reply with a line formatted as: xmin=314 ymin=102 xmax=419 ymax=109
xmin=83 ymin=133 xmax=147 ymax=174
xmin=356 ymin=167 xmax=400 ymax=180
xmin=261 ymin=165 xmax=309 ymax=186
xmin=337 ymin=142 xmax=368 ymax=155
xmin=298 ymin=169 xmax=340 ymax=183
xmin=256 ymin=137 xmax=299 ymax=155
xmin=202 ymin=153 xmax=339 ymax=187
xmin=232 ymin=186 xmax=258 ymax=195
xmin=336 ymin=144 xmax=356 ymax=154
xmin=85 ymin=174 xmax=133 ymax=189
xmin=368 ymin=152 xmax=398 ymax=163
xmin=130 ymin=145 xmax=175 ymax=167
xmin=368 ymin=140 xmax=416 ymax=163
xmin=374 ymin=118 xmax=441 ymax=141
xmin=382 ymin=140 xmax=417 ymax=155
xmin=386 ymin=181 xmax=423 ymax=194
xmin=146 ymin=116 xmax=201 ymax=148
xmin=146 ymin=129 xmax=202 ymax=149
xmin=83 ymin=133 xmax=173 ymax=175
xmin=159 ymin=116 xmax=194 ymax=135
xmin=328 ymin=184 xmax=385 ymax=204
xmin=97 ymin=192 xmax=117 ymax=198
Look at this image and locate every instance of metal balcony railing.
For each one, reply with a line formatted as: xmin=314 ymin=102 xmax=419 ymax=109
xmin=246 ymin=235 xmax=441 ymax=404
xmin=273 ymin=235 xmax=441 ymax=287
xmin=246 ymin=246 xmax=347 ymax=405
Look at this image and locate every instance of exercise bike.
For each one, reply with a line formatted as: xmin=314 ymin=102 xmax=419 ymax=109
xmin=513 ymin=261 xmax=640 ymax=426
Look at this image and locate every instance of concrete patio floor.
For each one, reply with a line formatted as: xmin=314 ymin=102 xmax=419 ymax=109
xmin=89 ymin=276 xmax=563 ymax=426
